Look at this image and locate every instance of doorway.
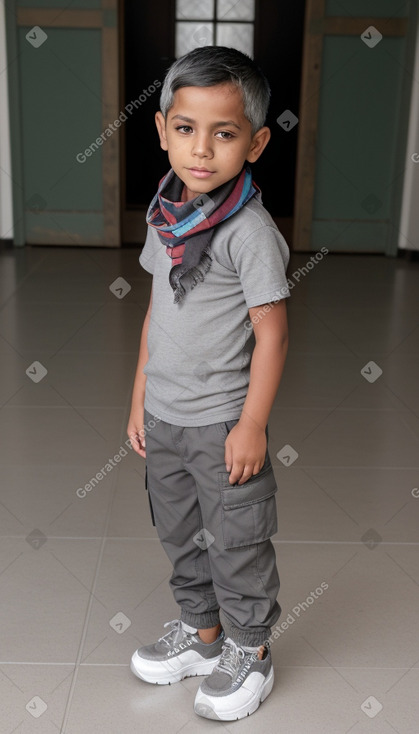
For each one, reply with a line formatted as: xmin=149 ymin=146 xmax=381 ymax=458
xmin=121 ymin=0 xmax=306 ymax=245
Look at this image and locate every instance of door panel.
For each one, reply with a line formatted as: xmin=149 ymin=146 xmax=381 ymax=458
xmin=6 ymin=1 xmax=120 ymax=246
xmin=293 ymin=0 xmax=417 ymax=253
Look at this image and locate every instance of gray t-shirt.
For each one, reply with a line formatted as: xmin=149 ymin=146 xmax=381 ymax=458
xmin=139 ymin=191 xmax=290 ymax=427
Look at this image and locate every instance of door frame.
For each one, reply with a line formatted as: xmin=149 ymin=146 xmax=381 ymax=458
xmin=293 ymin=0 xmax=415 ymax=254
xmin=6 ymin=0 xmax=120 ymax=246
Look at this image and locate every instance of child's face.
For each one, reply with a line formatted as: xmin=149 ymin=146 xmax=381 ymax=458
xmin=155 ymin=83 xmax=270 ymax=202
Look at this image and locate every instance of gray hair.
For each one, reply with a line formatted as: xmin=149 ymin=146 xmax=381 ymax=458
xmin=159 ymin=46 xmax=271 ymax=135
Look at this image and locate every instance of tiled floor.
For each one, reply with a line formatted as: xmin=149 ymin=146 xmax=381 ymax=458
xmin=0 ymin=243 xmax=418 ymax=733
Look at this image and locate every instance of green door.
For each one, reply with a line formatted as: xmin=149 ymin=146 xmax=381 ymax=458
xmin=293 ymin=0 xmax=417 ymax=254
xmin=5 ymin=0 xmax=120 ymax=246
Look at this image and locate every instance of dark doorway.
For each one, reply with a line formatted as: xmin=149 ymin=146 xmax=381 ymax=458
xmin=122 ymin=0 xmax=305 ymax=241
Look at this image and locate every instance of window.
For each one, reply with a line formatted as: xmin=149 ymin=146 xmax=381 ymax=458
xmin=175 ymin=0 xmax=255 ymax=58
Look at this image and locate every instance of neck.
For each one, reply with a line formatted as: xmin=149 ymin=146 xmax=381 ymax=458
xmin=180 ymin=185 xmax=189 ymax=203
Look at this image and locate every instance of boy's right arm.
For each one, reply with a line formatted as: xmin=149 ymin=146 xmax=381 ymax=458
xmin=127 ymin=284 xmax=152 ymax=458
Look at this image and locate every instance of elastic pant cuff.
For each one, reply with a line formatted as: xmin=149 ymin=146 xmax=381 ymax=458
xmin=180 ymin=608 xmax=220 ymax=630
xmin=219 ymin=610 xmax=272 ymax=648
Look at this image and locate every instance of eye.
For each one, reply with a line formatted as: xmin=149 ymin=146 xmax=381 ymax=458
xmin=175 ymin=125 xmax=193 ymax=134
xmin=216 ymin=131 xmax=234 ymax=139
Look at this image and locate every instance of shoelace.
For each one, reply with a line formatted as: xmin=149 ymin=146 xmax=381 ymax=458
xmin=216 ymin=640 xmax=255 ymax=679
xmin=158 ymin=619 xmax=190 ymax=648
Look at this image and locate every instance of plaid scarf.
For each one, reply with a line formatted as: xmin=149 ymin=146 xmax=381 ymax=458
xmin=146 ymin=164 xmax=260 ymax=303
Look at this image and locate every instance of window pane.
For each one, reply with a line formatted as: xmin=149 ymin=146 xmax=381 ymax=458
xmin=175 ymin=22 xmax=214 ymax=57
xmin=217 ymin=0 xmax=255 ymax=21
xmin=216 ymin=23 xmax=253 ymax=57
xmin=176 ymin=0 xmax=215 ymax=20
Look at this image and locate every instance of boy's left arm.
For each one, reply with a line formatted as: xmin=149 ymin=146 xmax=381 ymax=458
xmin=225 ymin=299 xmax=288 ymax=485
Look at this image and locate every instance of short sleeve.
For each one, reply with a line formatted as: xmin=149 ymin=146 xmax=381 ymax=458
xmin=139 ymin=226 xmax=158 ymax=274
xmin=233 ymin=225 xmax=290 ymax=309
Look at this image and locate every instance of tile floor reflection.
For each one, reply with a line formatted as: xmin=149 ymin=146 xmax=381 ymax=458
xmin=0 ymin=244 xmax=418 ymax=733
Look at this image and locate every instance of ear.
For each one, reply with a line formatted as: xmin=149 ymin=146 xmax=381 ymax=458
xmin=246 ymin=126 xmax=271 ymax=163
xmin=155 ymin=111 xmax=168 ymax=151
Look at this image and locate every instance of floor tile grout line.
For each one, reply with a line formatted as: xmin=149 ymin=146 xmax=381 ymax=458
xmin=0 ymin=252 xmax=50 ymax=315
xmin=58 ymin=457 xmax=124 ymax=732
xmin=57 ymin=534 xmax=110 ymax=732
xmin=59 ymin=402 xmax=133 ymax=732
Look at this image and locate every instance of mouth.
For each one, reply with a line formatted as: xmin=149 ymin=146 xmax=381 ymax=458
xmin=187 ymin=167 xmax=215 ymax=179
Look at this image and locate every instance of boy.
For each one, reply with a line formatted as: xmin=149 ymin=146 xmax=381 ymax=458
xmin=127 ymin=45 xmax=290 ymax=721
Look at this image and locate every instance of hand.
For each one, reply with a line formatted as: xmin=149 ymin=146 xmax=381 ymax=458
xmin=224 ymin=421 xmax=267 ymax=485
xmin=127 ymin=406 xmax=146 ymax=458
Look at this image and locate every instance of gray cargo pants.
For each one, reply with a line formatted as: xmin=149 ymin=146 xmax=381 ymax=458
xmin=143 ymin=407 xmax=281 ymax=647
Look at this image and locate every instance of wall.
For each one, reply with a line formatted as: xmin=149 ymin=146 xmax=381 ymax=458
xmin=398 ymin=11 xmax=419 ymax=251
xmin=0 ymin=1 xmax=13 ymax=239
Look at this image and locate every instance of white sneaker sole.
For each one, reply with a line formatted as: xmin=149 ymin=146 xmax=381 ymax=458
xmin=130 ymin=650 xmax=222 ymax=685
xmin=194 ymin=666 xmax=274 ymax=720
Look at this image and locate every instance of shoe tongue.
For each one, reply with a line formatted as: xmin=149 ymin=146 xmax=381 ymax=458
xmin=241 ymin=644 xmax=260 ymax=653
xmin=212 ymin=639 xmax=241 ymax=687
xmin=181 ymin=622 xmax=197 ymax=635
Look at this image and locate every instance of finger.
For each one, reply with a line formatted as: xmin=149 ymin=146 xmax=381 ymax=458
xmin=130 ymin=438 xmax=140 ymax=453
xmin=236 ymin=464 xmax=255 ymax=486
xmin=228 ymin=462 xmax=248 ymax=485
xmin=128 ymin=432 xmax=142 ymax=454
xmin=225 ymin=445 xmax=233 ymax=473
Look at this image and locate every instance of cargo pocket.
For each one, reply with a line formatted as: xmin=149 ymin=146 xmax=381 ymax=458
xmin=217 ymin=419 xmax=269 ymax=442
xmin=218 ymin=460 xmax=278 ymax=549
xmin=145 ymin=466 xmax=156 ymax=527
xmin=216 ymin=418 xmax=240 ymax=441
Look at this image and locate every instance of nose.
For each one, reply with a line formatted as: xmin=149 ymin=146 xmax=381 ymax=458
xmin=191 ymin=131 xmax=213 ymax=159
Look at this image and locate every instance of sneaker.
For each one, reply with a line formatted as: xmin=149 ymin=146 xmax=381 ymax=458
xmin=130 ymin=619 xmax=224 ymax=685
xmin=194 ymin=638 xmax=274 ymax=720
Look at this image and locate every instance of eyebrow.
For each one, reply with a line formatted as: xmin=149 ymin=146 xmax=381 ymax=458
xmin=170 ymin=114 xmax=241 ymax=130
